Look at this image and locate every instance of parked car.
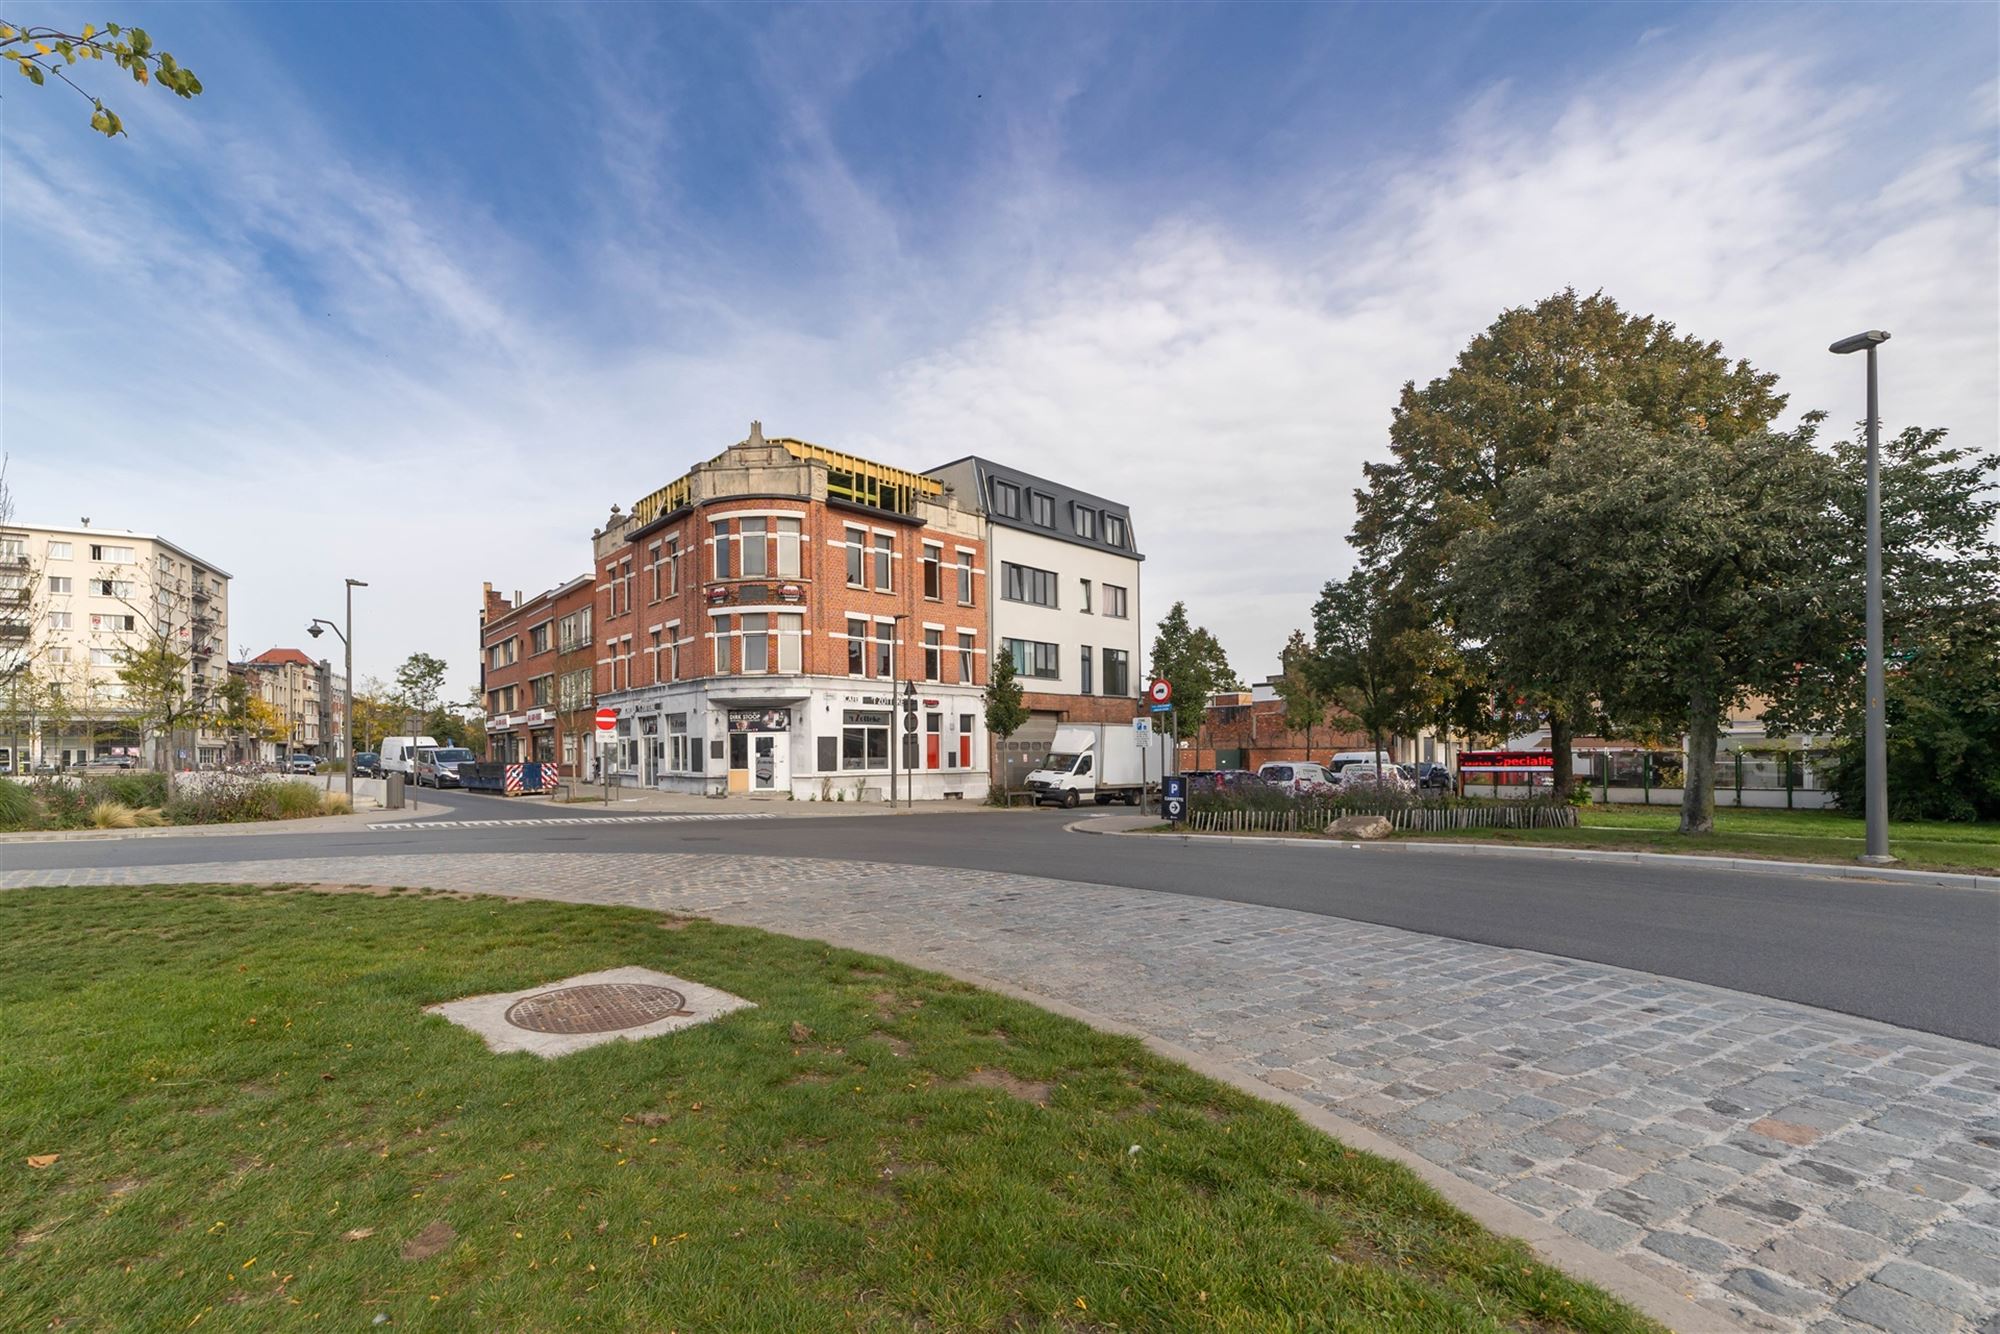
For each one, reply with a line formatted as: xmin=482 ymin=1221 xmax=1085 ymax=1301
xmin=1256 ymin=761 xmax=1337 ymax=797
xmin=413 ymin=746 xmax=476 ymax=788
xmin=379 ymin=735 xmax=441 ymax=781
xmin=82 ymin=755 xmax=138 ymax=771
xmin=1410 ymin=761 xmax=1453 ymax=794
xmin=1185 ymin=768 xmax=1265 ymax=795
xmin=289 ymin=754 xmax=321 ymax=774
xmin=1334 ymin=761 xmax=1413 ymax=793
xmin=352 ymin=751 xmax=382 ymax=778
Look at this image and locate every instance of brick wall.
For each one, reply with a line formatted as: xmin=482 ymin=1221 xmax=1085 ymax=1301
xmin=1183 ymin=698 xmax=1371 ymax=771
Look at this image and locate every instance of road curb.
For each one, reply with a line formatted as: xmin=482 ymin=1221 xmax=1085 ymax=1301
xmin=0 ymin=808 xmax=420 ymax=844
xmin=1068 ymin=820 xmax=1997 ymax=891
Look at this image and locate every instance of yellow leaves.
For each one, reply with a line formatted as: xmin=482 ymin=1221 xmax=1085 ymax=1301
xmin=26 ymin=1153 xmax=59 ymax=1168
xmin=33 ymin=40 xmax=49 ymax=54
xmin=0 ymin=25 xmax=14 ymax=38
xmin=1074 ymin=1296 xmax=1088 ymax=1311
xmin=240 ymin=1257 xmax=257 ymax=1269
xmin=496 ymin=1172 xmax=515 ymax=1181
xmin=82 ymin=24 xmax=95 ymax=39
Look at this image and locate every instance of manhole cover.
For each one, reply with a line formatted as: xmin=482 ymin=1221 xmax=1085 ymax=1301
xmin=504 ymin=983 xmax=693 ymax=1034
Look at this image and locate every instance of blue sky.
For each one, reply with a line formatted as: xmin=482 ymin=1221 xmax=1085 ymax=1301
xmin=4 ymin=1 xmax=1995 ymax=700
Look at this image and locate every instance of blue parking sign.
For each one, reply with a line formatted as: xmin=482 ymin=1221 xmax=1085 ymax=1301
xmin=1163 ymin=775 xmax=1187 ymax=824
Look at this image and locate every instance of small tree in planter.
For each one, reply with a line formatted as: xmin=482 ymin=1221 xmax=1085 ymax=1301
xmin=983 ymin=651 xmax=1029 ymax=795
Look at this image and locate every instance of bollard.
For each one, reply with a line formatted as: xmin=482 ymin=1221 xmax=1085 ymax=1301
xmin=385 ymin=772 xmax=405 ymax=810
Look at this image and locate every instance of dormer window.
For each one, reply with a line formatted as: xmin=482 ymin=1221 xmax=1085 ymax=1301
xmin=1074 ymin=507 xmax=1098 ymax=540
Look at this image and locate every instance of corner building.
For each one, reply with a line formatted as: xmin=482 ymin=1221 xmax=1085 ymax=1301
xmin=591 ymin=425 xmax=990 ymax=800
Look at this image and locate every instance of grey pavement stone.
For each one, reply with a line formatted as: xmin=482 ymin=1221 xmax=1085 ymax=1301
xmin=1832 ymin=1281 xmax=1964 ymax=1334
xmin=9 ymin=850 xmax=1999 ymax=1331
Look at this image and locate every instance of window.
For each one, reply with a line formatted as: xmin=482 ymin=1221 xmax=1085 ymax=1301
xmin=531 ymin=675 xmax=553 ymax=708
xmin=95 ymin=579 xmax=133 ymax=598
xmin=487 ymin=638 xmax=517 ymax=669
xmin=741 ymin=517 xmax=768 ymax=577
xmin=842 ymin=709 xmax=890 ymax=770
xmin=668 ymin=713 xmax=690 ymax=771
xmin=90 ymin=613 xmax=136 ymax=632
xmin=47 ymin=611 xmax=71 ymax=631
xmin=1002 ymin=638 xmax=1060 ymax=679
xmin=739 ymin=613 xmax=768 ymax=673
xmin=667 ymin=624 xmax=682 ymax=680
xmin=1001 ymin=562 xmax=1058 ymax=607
xmin=1104 ymin=584 xmax=1129 ymax=618
xmin=1105 ymin=515 xmax=1127 ymax=548
xmin=873 ymin=534 xmax=892 ymax=591
xmin=46 ymin=541 xmax=72 ymax=560
xmin=845 ymin=526 xmax=866 ymax=586
xmin=958 ymin=713 xmax=975 ymax=768
xmin=621 ymin=560 xmax=634 ymax=612
xmin=648 ymin=629 xmax=663 ymax=681
xmin=0 ymin=537 xmax=22 ymax=561
xmin=1080 ymin=578 xmax=1092 ymax=613
xmin=777 ymin=613 xmax=803 ymax=673
xmin=665 ymin=536 xmax=682 ymax=595
xmin=992 ymin=480 xmax=1020 ymax=518
xmin=558 ymin=669 xmax=592 ymax=712
xmin=1103 ymin=648 xmax=1130 ymax=696
xmin=89 ymin=544 xmax=134 ymax=564
xmin=712 ymin=521 xmax=733 ymax=579
xmin=776 ymin=517 xmax=802 ymax=578
xmin=847 ymin=617 xmax=868 ymax=675
xmin=873 ymin=621 xmax=894 ymax=678
xmin=648 ymin=544 xmax=662 ymax=602
xmin=957 ymin=549 xmax=975 ymax=605
xmin=530 ymin=622 xmax=551 ymax=654
xmin=90 ymin=648 xmax=115 ymax=666
xmin=923 ymin=543 xmax=942 ymax=599
xmin=958 ymin=632 xmax=975 ymax=682
xmin=558 ymin=606 xmax=593 ymax=650
xmin=713 ymin=615 xmax=732 ymax=673
xmin=1074 ymin=507 xmax=1097 ymax=540
xmin=1029 ymin=491 xmax=1053 ymax=526
xmin=924 ymin=628 xmax=941 ymax=681
xmin=1081 ymin=646 xmax=1093 ymax=695
xmin=46 ymin=646 xmax=69 ymax=664
xmin=46 ymin=575 xmax=71 ymax=594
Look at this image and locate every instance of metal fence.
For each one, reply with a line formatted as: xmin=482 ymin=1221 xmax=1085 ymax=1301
xmin=1183 ymin=802 xmax=1579 ymax=834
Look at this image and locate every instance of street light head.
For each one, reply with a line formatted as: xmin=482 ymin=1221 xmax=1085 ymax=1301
xmin=346 ymin=578 xmax=369 ymax=588
xmin=1829 ymin=330 xmax=1891 ymax=355
xmin=307 ymin=623 xmax=324 ymax=639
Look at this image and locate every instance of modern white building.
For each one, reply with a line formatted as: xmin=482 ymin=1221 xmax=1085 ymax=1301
xmin=0 ymin=521 xmax=231 ymax=770
xmin=925 ymin=457 xmax=1143 ymax=787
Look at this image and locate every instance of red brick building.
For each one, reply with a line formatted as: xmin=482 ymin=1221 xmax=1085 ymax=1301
xmin=587 ymin=424 xmax=990 ymax=799
xmin=478 ymin=573 xmax=595 ymax=769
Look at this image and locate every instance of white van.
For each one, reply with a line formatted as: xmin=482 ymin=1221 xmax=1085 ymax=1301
xmin=379 ymin=735 xmax=440 ymax=780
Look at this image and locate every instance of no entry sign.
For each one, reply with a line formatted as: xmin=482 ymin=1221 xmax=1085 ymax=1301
xmin=1147 ymin=678 xmax=1173 ymax=706
xmin=595 ymin=707 xmax=618 ymax=733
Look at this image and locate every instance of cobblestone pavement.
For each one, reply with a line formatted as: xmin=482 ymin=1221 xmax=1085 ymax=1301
xmin=7 ymin=853 xmax=1996 ymax=1332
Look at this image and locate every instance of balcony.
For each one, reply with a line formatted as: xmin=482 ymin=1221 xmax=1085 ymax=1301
xmin=0 ymin=619 xmax=28 ymax=641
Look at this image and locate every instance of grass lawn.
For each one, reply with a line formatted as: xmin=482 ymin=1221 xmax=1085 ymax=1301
xmin=0 ymin=885 xmax=1656 ymax=1333
xmin=1399 ymin=805 xmax=2000 ymax=874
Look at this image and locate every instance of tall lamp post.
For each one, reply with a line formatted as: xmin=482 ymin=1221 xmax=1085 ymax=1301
xmin=1829 ymin=330 xmax=1892 ymax=865
xmin=308 ymin=577 xmax=368 ymax=805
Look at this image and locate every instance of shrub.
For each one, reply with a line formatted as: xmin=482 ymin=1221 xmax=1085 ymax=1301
xmin=273 ymin=781 xmax=323 ymax=819
xmin=318 ymin=792 xmax=353 ymax=815
xmin=134 ymin=807 xmax=169 ymax=827
xmin=90 ymin=800 xmax=140 ymax=829
xmin=30 ymin=777 xmax=90 ymax=830
xmin=91 ymin=771 xmax=168 ymax=809
xmin=0 ymin=779 xmax=35 ymax=831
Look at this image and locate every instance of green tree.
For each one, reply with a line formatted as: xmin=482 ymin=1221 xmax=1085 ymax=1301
xmin=1350 ymin=288 xmax=1785 ymax=793
xmin=1272 ymin=629 xmax=1328 ymax=760
xmin=349 ymin=677 xmax=403 ymax=755
xmin=1 ymin=19 xmax=201 ymax=137
xmin=114 ymin=635 xmax=205 ymax=795
xmin=1311 ymin=571 xmax=1453 ymax=779
xmin=394 ymin=653 xmax=448 ymax=737
xmin=983 ymin=650 xmax=1029 ymax=783
xmin=1452 ymin=413 xmax=1846 ymax=834
xmin=1825 ymin=612 xmax=1999 ymax=822
xmin=1146 ymin=601 xmax=1240 ymax=743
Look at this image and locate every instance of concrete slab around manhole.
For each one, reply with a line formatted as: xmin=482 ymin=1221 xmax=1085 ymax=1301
xmin=425 ymin=966 xmax=754 ymax=1058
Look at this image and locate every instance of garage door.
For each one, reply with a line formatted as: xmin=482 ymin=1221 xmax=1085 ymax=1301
xmin=998 ymin=712 xmax=1060 ymax=790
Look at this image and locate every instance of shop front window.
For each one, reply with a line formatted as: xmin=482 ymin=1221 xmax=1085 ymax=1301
xmin=841 ymin=709 xmax=890 ymax=770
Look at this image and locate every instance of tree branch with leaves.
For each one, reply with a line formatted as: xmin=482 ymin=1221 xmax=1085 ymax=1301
xmin=1 ymin=19 xmax=201 ymax=137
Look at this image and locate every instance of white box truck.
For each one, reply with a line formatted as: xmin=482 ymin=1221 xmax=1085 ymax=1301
xmin=1024 ymin=723 xmax=1154 ymax=808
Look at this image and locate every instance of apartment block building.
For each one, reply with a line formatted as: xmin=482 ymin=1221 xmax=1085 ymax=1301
xmin=0 ymin=521 xmax=230 ymax=769
xmin=479 ymin=574 xmax=595 ymax=770
xmin=586 ymin=424 xmax=990 ymax=799
xmin=246 ymin=648 xmax=324 ymax=760
xmin=924 ymin=457 xmax=1143 ymax=787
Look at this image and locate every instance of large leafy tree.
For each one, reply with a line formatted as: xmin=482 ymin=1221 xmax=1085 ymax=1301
xmin=114 ymin=636 xmax=205 ymax=795
xmin=1351 ymin=289 xmax=1785 ymax=792
xmin=1272 ymin=629 xmax=1330 ymax=759
xmin=1 ymin=19 xmax=201 ymax=137
xmin=1146 ymin=601 xmax=1240 ymax=742
xmin=1310 ymin=571 xmax=1453 ymax=777
xmin=394 ymin=653 xmax=449 ymax=735
xmin=1452 ymin=413 xmax=1846 ymax=834
xmin=1825 ymin=613 xmax=1999 ymax=822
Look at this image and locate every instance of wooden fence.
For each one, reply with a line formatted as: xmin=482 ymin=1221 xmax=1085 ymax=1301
xmin=1184 ymin=803 xmax=1580 ymax=834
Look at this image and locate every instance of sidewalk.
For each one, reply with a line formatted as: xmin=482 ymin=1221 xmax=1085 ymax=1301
xmin=498 ymin=782 xmax=1016 ymax=820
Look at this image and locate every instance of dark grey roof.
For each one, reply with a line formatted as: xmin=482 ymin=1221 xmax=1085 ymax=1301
xmin=926 ymin=455 xmax=1143 ymax=560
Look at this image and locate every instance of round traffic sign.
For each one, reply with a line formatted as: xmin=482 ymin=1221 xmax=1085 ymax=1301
xmin=595 ymin=707 xmax=618 ymax=733
xmin=1147 ymin=678 xmax=1173 ymax=705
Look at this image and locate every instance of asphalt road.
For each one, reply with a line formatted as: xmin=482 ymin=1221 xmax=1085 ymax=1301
xmin=7 ymin=793 xmax=1997 ymax=1047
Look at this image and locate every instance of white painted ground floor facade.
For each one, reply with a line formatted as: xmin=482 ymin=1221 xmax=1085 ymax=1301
xmin=594 ymin=674 xmax=990 ymax=802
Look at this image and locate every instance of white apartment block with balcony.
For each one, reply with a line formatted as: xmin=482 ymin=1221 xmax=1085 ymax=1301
xmin=924 ymin=458 xmax=1143 ymax=786
xmin=0 ymin=522 xmax=231 ymax=769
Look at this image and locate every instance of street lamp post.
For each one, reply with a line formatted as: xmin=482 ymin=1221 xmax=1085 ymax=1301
xmin=308 ymin=577 xmax=368 ymax=805
xmin=1829 ymin=330 xmax=1892 ymax=865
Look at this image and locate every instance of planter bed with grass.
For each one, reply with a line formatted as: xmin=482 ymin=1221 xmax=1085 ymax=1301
xmin=0 ymin=773 xmax=352 ymax=833
xmin=0 ymin=884 xmax=1658 ymax=1333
